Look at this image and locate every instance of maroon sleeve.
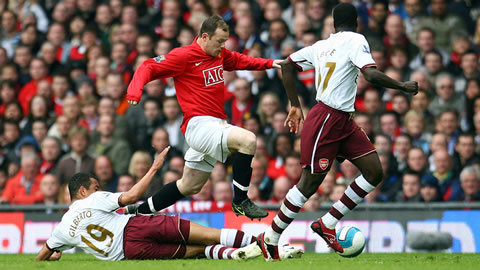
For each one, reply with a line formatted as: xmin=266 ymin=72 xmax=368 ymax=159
xmin=126 ymin=50 xmax=186 ymax=102
xmin=222 ymin=49 xmax=274 ymax=71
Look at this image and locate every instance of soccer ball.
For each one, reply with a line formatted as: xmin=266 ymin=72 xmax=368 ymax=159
xmin=336 ymin=226 xmax=366 ymax=257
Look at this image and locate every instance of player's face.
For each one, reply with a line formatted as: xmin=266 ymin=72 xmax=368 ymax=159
xmin=206 ymin=28 xmax=229 ymax=57
xmin=85 ymin=179 xmax=101 ymax=197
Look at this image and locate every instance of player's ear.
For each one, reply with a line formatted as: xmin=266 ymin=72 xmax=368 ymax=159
xmin=201 ymin=33 xmax=209 ymax=40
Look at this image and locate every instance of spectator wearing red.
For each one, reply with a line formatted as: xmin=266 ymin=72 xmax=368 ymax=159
xmin=225 ymin=78 xmax=257 ymax=127
xmin=110 ymin=42 xmax=132 ymax=84
xmin=0 ymin=153 xmax=44 ymax=204
xmin=18 ymin=58 xmax=51 ymax=115
xmin=46 ymin=23 xmax=71 ymax=64
xmin=106 ymin=72 xmax=129 ymax=115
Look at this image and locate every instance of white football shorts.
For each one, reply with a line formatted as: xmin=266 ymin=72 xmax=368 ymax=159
xmin=184 ymin=116 xmax=233 ymax=172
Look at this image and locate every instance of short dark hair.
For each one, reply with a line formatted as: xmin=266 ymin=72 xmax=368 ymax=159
xmin=333 ymin=3 xmax=358 ymax=29
xmin=69 ymin=173 xmax=97 ymax=200
xmin=199 ymin=15 xmax=228 ymax=38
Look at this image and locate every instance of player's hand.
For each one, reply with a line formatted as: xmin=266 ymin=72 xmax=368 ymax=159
xmin=49 ymin=251 xmax=62 ymax=261
xmin=151 ymin=146 xmax=171 ymax=171
xmin=272 ymin=59 xmax=282 ymax=69
xmin=402 ymin=81 xmax=418 ymax=95
xmin=127 ymin=100 xmax=138 ymax=106
xmin=285 ymin=106 xmax=304 ymax=134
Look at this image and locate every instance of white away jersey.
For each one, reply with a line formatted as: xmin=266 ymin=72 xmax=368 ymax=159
xmin=46 ymin=192 xmax=131 ymax=261
xmin=289 ymin=31 xmax=376 ymax=112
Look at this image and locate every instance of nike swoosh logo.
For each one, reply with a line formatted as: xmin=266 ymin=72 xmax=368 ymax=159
xmin=233 ymin=206 xmax=245 ymax=216
xmin=195 ymin=62 xmax=203 ymax=66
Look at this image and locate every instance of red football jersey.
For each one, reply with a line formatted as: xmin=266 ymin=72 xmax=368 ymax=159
xmin=127 ymin=38 xmax=274 ymax=134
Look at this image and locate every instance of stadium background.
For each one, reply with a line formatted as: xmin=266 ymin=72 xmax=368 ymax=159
xmin=1 ymin=0 xmax=480 ymax=254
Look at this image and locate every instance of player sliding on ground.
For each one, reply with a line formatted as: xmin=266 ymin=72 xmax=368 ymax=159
xmin=37 ymin=147 xmax=302 ymax=261
xmin=123 ymin=15 xmax=282 ymax=220
xmin=257 ymin=3 xmax=418 ymax=260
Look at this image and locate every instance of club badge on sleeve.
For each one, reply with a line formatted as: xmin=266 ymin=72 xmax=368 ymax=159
xmin=154 ymin=55 xmax=166 ymax=63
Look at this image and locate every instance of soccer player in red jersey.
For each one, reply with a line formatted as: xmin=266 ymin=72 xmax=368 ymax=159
xmin=124 ymin=15 xmax=281 ymax=219
xmin=257 ymin=3 xmax=418 ymax=260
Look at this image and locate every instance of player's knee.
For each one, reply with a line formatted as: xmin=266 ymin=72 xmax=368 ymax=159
xmin=182 ymin=181 xmax=205 ymax=195
xmin=364 ymin=167 xmax=383 ymax=186
xmin=239 ymin=131 xmax=256 ymax=154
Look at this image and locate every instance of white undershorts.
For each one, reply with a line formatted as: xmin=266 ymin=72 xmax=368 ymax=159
xmin=184 ymin=116 xmax=234 ymax=172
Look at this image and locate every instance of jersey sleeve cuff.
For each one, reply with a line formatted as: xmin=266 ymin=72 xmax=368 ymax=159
xmin=360 ymin=63 xmax=377 ymax=71
xmin=45 ymin=242 xmax=55 ymax=251
xmin=118 ymin=193 xmax=126 ymax=207
xmin=288 ymin=57 xmax=304 ymax=72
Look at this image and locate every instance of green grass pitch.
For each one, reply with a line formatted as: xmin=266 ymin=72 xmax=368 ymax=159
xmin=2 ymin=253 xmax=479 ymax=270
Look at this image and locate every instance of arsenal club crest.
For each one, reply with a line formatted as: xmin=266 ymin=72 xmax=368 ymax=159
xmin=319 ymin=158 xmax=329 ymax=170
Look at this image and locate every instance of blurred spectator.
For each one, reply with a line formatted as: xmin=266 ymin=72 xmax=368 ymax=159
xmin=429 ymin=74 xmax=464 ymax=117
xmin=404 ymin=109 xmax=431 ymax=153
xmin=89 ymin=114 xmax=131 ymax=175
xmin=225 ymin=78 xmax=257 ymax=127
xmin=338 ymin=160 xmax=360 ymax=186
xmin=267 ymin=133 xmax=293 ymax=180
xmin=284 ymin=152 xmax=302 ymax=185
xmin=213 ymin=181 xmax=234 ymax=202
xmin=18 ymin=58 xmax=51 ymax=115
xmin=128 ymin=151 xmax=152 ymax=182
xmin=168 ymin=155 xmax=185 ymax=176
xmin=413 ymin=0 xmax=466 ymax=52
xmin=0 ymin=153 xmax=44 ymax=204
xmin=383 ymin=14 xmax=418 ymax=59
xmin=162 ymin=96 xmax=187 ymax=153
xmin=94 ymin=155 xmax=118 ymax=192
xmin=431 ymin=149 xmax=461 ymax=201
xmin=209 ymin=162 xmax=227 ymax=183
xmin=393 ymin=133 xmax=413 ymax=172
xmin=258 ymin=92 xmax=282 ymax=135
xmin=363 ymin=88 xmax=384 ymax=132
xmin=407 ymin=147 xmax=428 ymax=175
xmin=251 ymin=155 xmax=273 ymax=200
xmin=428 ymin=132 xmax=449 ymax=171
xmin=437 ymin=109 xmax=461 ymax=154
xmin=458 ymin=166 xmax=480 ymax=202
xmin=410 ymin=28 xmax=450 ymax=71
xmin=269 ymin=176 xmax=291 ymax=203
xmin=130 ymin=96 xmax=163 ymax=150
xmin=380 ymin=111 xmax=401 ymax=140
xmin=0 ymin=10 xmax=20 ymax=58
xmin=263 ymin=18 xmax=293 ymax=60
xmin=329 ymin=184 xmax=347 ymax=203
xmin=354 ymin=112 xmax=374 ymax=140
xmin=116 ymin=174 xmax=135 ymax=193
xmin=404 ymin=0 xmax=424 ymax=41
xmin=39 ymin=174 xmax=60 ymax=206
xmin=47 ymin=115 xmax=71 ymax=152
xmin=453 ymin=133 xmax=480 ymax=174
xmin=39 ymin=136 xmax=61 ymax=174
xmin=395 ymin=170 xmax=422 ymax=202
xmin=56 ymin=126 xmax=95 ymax=185
xmin=97 ymin=97 xmax=129 ymax=139
xmin=420 ymin=174 xmax=442 ymax=202
xmin=2 ymin=119 xmax=22 ymax=163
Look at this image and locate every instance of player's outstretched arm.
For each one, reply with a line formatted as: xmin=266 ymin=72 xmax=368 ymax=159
xmin=362 ymin=67 xmax=418 ymax=95
xmin=36 ymin=244 xmax=54 ymax=261
xmin=119 ymin=146 xmax=170 ymax=205
xmin=281 ymin=59 xmax=304 ymax=134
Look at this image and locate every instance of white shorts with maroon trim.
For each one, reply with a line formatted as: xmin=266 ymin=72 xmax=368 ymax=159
xmin=184 ymin=116 xmax=233 ymax=172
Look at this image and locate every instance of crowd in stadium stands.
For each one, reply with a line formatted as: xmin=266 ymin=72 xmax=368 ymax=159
xmin=1 ymin=0 xmax=480 ymax=209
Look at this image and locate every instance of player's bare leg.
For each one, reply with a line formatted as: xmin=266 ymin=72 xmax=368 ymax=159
xmin=318 ymin=152 xmax=382 ymax=249
xmin=227 ymin=127 xmax=268 ymax=220
xmin=125 ymin=166 xmax=210 ymax=214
